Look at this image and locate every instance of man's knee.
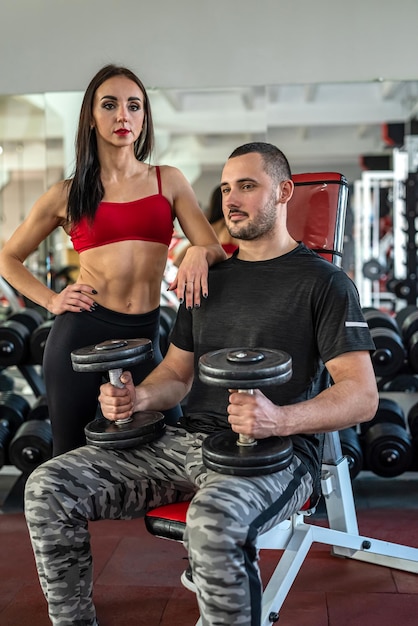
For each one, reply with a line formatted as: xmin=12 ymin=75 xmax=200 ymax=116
xmin=185 ymin=484 xmax=250 ymax=553
xmin=25 ymin=459 xmax=51 ymax=498
xmin=24 ymin=456 xmax=72 ymax=523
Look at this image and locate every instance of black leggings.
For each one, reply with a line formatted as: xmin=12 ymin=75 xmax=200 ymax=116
xmin=43 ymin=304 xmax=181 ymax=456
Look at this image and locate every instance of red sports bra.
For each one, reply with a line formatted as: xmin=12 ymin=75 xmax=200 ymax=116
xmin=70 ymin=166 xmax=174 ymax=253
xmin=222 ymin=243 xmax=238 ymax=256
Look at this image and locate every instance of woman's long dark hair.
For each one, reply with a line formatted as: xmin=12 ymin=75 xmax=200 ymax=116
xmin=67 ymin=64 xmax=154 ymax=224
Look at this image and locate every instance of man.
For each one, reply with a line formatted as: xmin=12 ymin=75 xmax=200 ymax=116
xmin=25 ymin=142 xmax=378 ymax=626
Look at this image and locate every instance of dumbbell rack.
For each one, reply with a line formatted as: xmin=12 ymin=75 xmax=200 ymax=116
xmin=378 ymin=389 xmax=418 ymax=471
xmin=0 ymin=308 xmax=53 ymax=512
xmin=0 ymin=384 xmax=45 ymax=513
xmin=340 ymin=391 xmax=418 ymax=483
xmin=339 ymin=305 xmax=418 ymax=481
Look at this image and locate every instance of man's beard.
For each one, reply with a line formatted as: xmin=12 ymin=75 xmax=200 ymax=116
xmin=227 ymin=192 xmax=278 ymax=241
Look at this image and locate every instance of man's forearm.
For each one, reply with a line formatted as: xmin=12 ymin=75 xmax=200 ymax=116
xmin=134 ymin=361 xmax=193 ymax=413
xmin=278 ymin=378 xmax=378 ymax=436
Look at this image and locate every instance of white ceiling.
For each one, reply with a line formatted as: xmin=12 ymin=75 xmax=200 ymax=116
xmin=149 ymin=80 xmax=418 ymax=181
xmin=1 ymin=79 xmax=417 ymax=194
xmin=1 ymin=1 xmax=418 ymax=194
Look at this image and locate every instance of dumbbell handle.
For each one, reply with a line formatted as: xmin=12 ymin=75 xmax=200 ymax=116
xmin=108 ymin=368 xmax=133 ymax=425
xmin=237 ymin=389 xmax=256 ymax=447
xmin=109 ymin=368 xmax=124 ymax=389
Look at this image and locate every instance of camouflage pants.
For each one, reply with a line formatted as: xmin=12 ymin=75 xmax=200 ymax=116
xmin=24 ymin=425 xmax=313 ymax=626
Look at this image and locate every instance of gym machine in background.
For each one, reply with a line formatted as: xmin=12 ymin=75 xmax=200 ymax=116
xmin=354 ymin=118 xmax=418 ymax=312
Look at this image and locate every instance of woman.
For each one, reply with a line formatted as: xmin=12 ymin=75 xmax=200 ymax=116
xmin=173 ymin=185 xmax=238 ymax=266
xmin=0 ymin=64 xmax=226 ymax=455
xmin=205 ymin=185 xmax=239 ymax=256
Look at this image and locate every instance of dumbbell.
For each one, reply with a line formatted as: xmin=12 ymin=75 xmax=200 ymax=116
xmin=407 ymin=401 xmax=418 ymax=442
xmin=159 ymin=306 xmax=177 ymax=357
xmin=71 ymin=338 xmax=166 ymax=449
xmin=0 ymin=308 xmax=44 ymax=367
xmin=8 ymin=419 xmax=53 ymax=474
xmin=198 ymin=348 xmax=294 ymax=476
xmin=8 ymin=394 xmax=52 ymax=474
xmin=396 ymin=305 xmax=418 ymax=342
xmin=30 ymin=319 xmax=54 ymax=365
xmin=406 ymin=402 xmax=418 ymax=470
xmin=339 ymin=427 xmax=363 ymax=480
xmin=363 ymin=309 xmax=405 ymax=378
xmin=363 ymin=308 xmax=400 ymax=333
xmin=359 ymin=397 xmax=413 ymax=477
xmin=395 ymin=305 xmax=418 ymax=373
xmin=27 ymin=395 xmax=49 ymax=421
xmin=9 ymin=308 xmax=44 ymax=332
xmin=0 ymin=370 xmax=15 ymax=392
xmin=0 ymin=392 xmax=31 ymax=469
xmin=382 ymin=374 xmax=418 ymax=392
xmin=362 ymin=259 xmax=386 ymax=281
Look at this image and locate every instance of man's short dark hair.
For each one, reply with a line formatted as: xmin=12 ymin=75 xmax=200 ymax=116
xmin=229 ymin=142 xmax=292 ymax=185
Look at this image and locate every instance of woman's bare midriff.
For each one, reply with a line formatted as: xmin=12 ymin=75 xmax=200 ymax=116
xmin=76 ymin=240 xmax=169 ymax=314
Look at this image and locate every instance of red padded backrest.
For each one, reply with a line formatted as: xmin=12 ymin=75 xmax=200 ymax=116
xmin=288 ymin=172 xmax=348 ymax=267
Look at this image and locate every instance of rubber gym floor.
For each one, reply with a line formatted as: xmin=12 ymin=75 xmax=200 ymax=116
xmin=1 ymin=470 xmax=417 ymax=625
xmin=0 ymin=368 xmax=417 ymax=625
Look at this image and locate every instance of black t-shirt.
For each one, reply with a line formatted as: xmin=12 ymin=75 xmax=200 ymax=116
xmin=170 ymin=244 xmax=375 ymax=480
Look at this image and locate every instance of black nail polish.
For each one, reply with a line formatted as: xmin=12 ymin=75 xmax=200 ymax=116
xmin=92 ymin=289 xmax=98 ymax=295
xmin=179 ymin=298 xmax=184 ymax=304
xmin=194 ymin=303 xmax=200 ymax=309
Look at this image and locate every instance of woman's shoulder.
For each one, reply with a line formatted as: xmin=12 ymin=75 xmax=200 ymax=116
xmin=153 ymin=164 xmax=194 ymax=202
xmin=31 ymin=179 xmax=71 ymax=226
xmin=154 ymin=163 xmax=189 ymax=184
xmin=44 ymin=178 xmax=71 ymax=199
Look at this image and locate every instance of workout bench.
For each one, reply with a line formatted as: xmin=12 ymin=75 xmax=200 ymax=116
xmin=145 ymin=172 xmax=418 ymax=625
